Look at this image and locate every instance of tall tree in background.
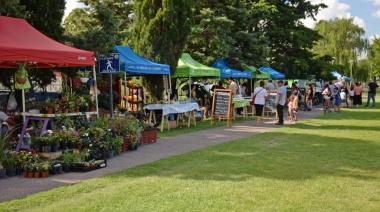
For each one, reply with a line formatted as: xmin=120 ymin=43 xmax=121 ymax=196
xmin=63 ymin=0 xmax=131 ymax=54
xmin=133 ymin=0 xmax=194 ymax=100
xmin=262 ymin=0 xmax=326 ymax=79
xmin=184 ymin=0 xmax=274 ymax=69
xmin=19 ymin=0 xmax=65 ymax=41
xmin=313 ymin=17 xmax=369 ymax=80
xmin=0 ymin=0 xmax=24 ymax=17
xmin=369 ymin=37 xmax=380 ymax=80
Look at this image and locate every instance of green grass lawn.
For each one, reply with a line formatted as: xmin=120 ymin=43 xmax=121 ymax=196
xmin=1 ymin=108 xmax=380 ymax=211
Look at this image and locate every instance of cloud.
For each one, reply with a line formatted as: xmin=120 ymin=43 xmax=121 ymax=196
xmin=303 ymin=0 xmax=366 ymax=31
xmin=372 ymin=0 xmax=380 ymax=6
xmin=372 ymin=10 xmax=380 ymax=19
xmin=63 ymin=0 xmax=85 ymax=21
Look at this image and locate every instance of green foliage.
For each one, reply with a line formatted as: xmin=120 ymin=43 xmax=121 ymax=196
xmin=0 ymin=0 xmax=25 ymax=17
xmin=133 ymin=0 xmax=195 ymax=97
xmin=313 ymin=17 xmax=369 ymax=79
xmin=369 ymin=37 xmax=380 ymax=79
xmin=185 ymin=0 xmax=273 ymax=70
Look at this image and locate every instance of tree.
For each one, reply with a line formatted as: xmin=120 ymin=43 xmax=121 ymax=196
xmin=313 ymin=17 xmax=369 ymax=79
xmin=63 ymin=0 xmax=128 ymax=54
xmin=0 ymin=0 xmax=24 ymax=17
xmin=261 ymin=0 xmax=327 ymax=78
xmin=184 ymin=0 xmax=274 ymax=70
xmin=133 ymin=0 xmax=194 ymax=100
xmin=369 ymin=37 xmax=380 ymax=80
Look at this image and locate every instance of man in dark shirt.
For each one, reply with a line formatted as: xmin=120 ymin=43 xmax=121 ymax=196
xmin=364 ymin=79 xmax=379 ymax=108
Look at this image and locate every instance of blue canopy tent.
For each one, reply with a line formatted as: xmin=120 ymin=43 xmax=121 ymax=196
xmin=114 ymin=45 xmax=172 ymax=107
xmin=212 ymin=58 xmax=252 ymax=79
xmin=332 ymin=71 xmax=351 ymax=81
xmin=114 ymin=45 xmax=170 ymax=75
xmin=259 ymin=66 xmax=285 ymax=79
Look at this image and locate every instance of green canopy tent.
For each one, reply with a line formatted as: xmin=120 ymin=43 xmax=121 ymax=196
xmin=243 ymin=64 xmax=270 ymax=79
xmin=173 ymin=53 xmax=220 ymax=100
xmin=243 ymin=64 xmax=270 ymax=94
xmin=173 ymin=53 xmax=220 ymax=78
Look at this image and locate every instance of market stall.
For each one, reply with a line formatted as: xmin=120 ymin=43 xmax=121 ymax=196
xmin=0 ymin=16 xmax=97 ymax=119
xmin=114 ymin=45 xmax=171 ymax=112
xmin=259 ymin=66 xmax=286 ymax=79
xmin=212 ymin=58 xmax=252 ymax=79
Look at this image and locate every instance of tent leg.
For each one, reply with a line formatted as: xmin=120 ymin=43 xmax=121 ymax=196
xmin=93 ymin=65 xmax=99 ymax=119
xmin=22 ymin=89 xmax=26 ymax=121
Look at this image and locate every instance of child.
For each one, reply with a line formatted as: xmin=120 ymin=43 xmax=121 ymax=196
xmin=287 ymin=95 xmax=294 ymax=122
xmin=292 ymin=91 xmax=299 ymax=121
xmin=340 ymin=88 xmax=346 ymax=108
xmin=333 ymin=87 xmax=342 ymax=112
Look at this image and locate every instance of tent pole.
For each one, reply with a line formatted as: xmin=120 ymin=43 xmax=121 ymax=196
xmin=93 ymin=65 xmax=99 ymax=118
xmin=22 ymin=89 xmax=26 ymax=121
xmin=168 ymin=74 xmax=172 ymax=96
xmin=189 ymin=76 xmax=191 ymax=100
xmin=124 ymin=72 xmax=127 ymax=107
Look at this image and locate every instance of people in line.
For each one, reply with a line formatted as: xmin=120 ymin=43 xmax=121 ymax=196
xmin=364 ymin=79 xmax=379 ymax=108
xmin=353 ymin=82 xmax=362 ymax=108
xmin=275 ymin=80 xmax=286 ymax=125
xmin=252 ymin=80 xmax=268 ymax=125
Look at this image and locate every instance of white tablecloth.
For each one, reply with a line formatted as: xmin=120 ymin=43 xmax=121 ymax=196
xmin=146 ymin=103 xmax=200 ymax=115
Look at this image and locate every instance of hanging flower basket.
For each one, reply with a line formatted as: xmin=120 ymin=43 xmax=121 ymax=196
xmin=15 ymin=62 xmax=28 ymax=85
xmin=16 ymin=78 xmax=27 ymax=84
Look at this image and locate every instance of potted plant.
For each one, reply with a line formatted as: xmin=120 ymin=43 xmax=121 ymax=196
xmin=15 ymin=62 xmax=28 ymax=84
xmin=40 ymin=162 xmax=51 ymax=178
xmin=3 ymin=152 xmax=18 ymax=176
xmin=0 ymin=135 xmax=7 ymax=178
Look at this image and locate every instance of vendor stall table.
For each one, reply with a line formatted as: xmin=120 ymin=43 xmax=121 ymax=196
xmin=16 ymin=112 xmax=97 ymax=151
xmin=232 ymin=99 xmax=251 ymax=119
xmin=146 ymin=102 xmax=200 ymax=132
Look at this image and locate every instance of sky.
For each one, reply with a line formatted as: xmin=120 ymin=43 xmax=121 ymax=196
xmin=64 ymin=0 xmax=380 ymax=42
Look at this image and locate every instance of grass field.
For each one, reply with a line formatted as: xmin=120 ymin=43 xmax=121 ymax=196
xmin=1 ymin=108 xmax=380 ymax=211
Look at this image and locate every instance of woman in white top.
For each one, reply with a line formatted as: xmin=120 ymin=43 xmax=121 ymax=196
xmin=252 ymin=80 xmax=268 ymax=125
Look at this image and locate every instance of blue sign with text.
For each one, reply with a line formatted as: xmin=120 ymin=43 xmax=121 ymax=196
xmin=99 ymin=53 xmax=120 ymax=73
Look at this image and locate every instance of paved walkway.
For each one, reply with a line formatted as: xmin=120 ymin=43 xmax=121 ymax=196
xmin=0 ymin=106 xmax=323 ymax=202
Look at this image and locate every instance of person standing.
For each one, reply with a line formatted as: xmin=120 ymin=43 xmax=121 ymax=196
xmin=293 ymin=91 xmax=299 ymax=121
xmin=306 ymin=83 xmax=313 ymax=109
xmin=349 ymin=84 xmax=355 ymax=107
xmin=275 ymin=80 xmax=287 ymax=125
xmin=266 ymin=78 xmax=276 ymax=91
xmin=252 ymin=80 xmax=268 ymax=125
xmin=364 ymin=79 xmax=379 ymax=108
xmin=228 ymin=76 xmax=238 ymax=97
xmin=353 ymin=82 xmax=362 ymax=108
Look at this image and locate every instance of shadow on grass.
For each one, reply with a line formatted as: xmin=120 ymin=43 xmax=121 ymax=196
xmin=312 ymin=108 xmax=380 ymax=121
xmin=103 ymin=129 xmax=380 ymax=183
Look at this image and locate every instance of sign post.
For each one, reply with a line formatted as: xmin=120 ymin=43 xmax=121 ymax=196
xmin=99 ymin=53 xmax=120 ymax=117
xmin=210 ymin=89 xmax=232 ymax=127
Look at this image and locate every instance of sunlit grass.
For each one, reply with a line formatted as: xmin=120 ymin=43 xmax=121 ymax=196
xmin=1 ymin=108 xmax=380 ymax=211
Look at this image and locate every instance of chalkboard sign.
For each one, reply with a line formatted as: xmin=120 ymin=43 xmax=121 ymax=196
xmin=264 ymin=92 xmax=277 ymax=112
xmin=211 ymin=89 xmax=232 ymax=126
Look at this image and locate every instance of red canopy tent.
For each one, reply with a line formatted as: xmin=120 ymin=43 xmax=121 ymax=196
xmin=0 ymin=16 xmax=98 ymax=118
xmin=0 ymin=16 xmax=95 ymax=68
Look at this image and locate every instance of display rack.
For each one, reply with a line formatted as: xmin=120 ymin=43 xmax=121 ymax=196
xmin=127 ymin=84 xmax=144 ymax=112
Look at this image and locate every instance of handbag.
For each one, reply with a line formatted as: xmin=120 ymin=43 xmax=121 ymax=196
xmin=251 ymin=88 xmax=264 ymax=105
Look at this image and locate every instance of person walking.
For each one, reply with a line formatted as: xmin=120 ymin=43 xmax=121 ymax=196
xmin=364 ymin=79 xmax=379 ymax=108
xmin=252 ymin=80 xmax=268 ymax=125
xmin=275 ymin=80 xmax=287 ymax=125
xmin=353 ymin=82 xmax=362 ymax=108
